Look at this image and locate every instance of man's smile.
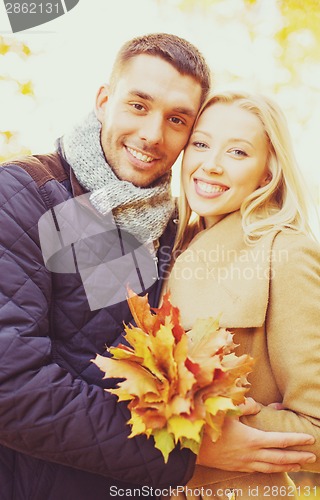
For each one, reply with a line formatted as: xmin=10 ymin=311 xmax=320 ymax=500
xmin=126 ymin=146 xmax=155 ymax=163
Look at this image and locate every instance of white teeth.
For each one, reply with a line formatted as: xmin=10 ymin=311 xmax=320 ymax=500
xmin=197 ymin=180 xmax=227 ymax=194
xmin=128 ymin=147 xmax=153 ymax=163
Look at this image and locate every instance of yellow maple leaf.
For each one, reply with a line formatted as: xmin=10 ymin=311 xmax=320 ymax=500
xmin=127 ymin=413 xmax=146 ymax=437
xmin=205 ymin=410 xmax=227 ymax=442
xmin=205 ymin=396 xmax=239 ymax=416
xmin=174 ymin=334 xmax=196 ymax=395
xmin=153 ymin=428 xmax=175 ymax=463
xmin=179 ymin=436 xmax=201 ymax=455
xmin=168 ymin=415 xmax=204 ymax=443
xmin=92 ymin=354 xmax=160 ymax=401
xmin=133 ymin=407 xmax=167 ymax=432
xmin=149 ymin=324 xmax=177 ymax=382
xmin=120 ymin=326 xmax=166 ymax=382
xmin=188 ymin=318 xmax=233 ymax=358
xmin=108 ymin=344 xmax=143 ymax=362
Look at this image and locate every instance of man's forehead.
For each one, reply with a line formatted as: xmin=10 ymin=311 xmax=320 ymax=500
xmin=121 ymin=53 xmax=176 ymax=75
xmin=115 ymin=54 xmax=202 ymax=111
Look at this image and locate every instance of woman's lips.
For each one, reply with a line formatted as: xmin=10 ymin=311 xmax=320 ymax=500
xmin=194 ymin=178 xmax=229 ymax=198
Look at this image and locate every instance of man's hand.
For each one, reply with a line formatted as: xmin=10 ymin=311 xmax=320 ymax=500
xmin=197 ymin=417 xmax=316 ymax=473
xmin=238 ymin=397 xmax=261 ymax=416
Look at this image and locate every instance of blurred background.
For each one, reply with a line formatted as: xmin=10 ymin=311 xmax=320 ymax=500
xmin=0 ymin=0 xmax=320 ymax=495
xmin=0 ymin=0 xmax=320 ymax=238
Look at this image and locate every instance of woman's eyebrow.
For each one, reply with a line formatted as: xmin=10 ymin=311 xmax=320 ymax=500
xmin=228 ymin=137 xmax=254 ymax=148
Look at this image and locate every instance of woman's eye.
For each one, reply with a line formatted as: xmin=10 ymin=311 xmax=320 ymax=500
xmin=193 ymin=141 xmax=208 ymax=149
xmin=230 ymin=149 xmax=247 ymax=157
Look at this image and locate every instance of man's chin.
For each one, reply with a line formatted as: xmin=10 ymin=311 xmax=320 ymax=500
xmin=121 ymin=172 xmax=159 ymax=188
xmin=112 ymin=162 xmax=167 ymax=187
xmin=128 ymin=177 xmax=155 ymax=188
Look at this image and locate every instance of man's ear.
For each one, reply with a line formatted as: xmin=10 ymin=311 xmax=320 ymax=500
xmin=95 ymin=84 xmax=110 ymax=122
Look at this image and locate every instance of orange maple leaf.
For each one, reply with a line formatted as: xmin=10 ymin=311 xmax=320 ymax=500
xmin=92 ymin=289 xmax=254 ymax=462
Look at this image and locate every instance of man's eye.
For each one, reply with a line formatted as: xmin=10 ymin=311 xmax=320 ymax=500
xmin=169 ymin=117 xmax=184 ymax=125
xmin=131 ymin=103 xmax=145 ymax=111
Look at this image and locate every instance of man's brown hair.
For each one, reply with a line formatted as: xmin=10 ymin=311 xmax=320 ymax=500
xmin=109 ymin=33 xmax=211 ymax=105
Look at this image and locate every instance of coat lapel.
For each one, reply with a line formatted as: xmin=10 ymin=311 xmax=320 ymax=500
xmin=169 ymin=211 xmax=279 ymax=330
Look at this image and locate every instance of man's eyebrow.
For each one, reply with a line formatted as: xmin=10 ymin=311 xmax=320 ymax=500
xmin=128 ymin=90 xmax=197 ymax=118
xmin=173 ymin=106 xmax=197 ymax=118
xmin=129 ymin=90 xmax=154 ymax=101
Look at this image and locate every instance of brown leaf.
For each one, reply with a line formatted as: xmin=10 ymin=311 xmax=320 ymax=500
xmin=127 ymin=288 xmax=157 ymax=333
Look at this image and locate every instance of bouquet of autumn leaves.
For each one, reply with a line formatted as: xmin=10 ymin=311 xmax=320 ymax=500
xmin=93 ymin=290 xmax=254 ymax=463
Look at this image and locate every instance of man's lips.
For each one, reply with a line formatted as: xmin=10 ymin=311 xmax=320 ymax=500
xmin=194 ymin=178 xmax=229 ymax=197
xmin=126 ymin=146 xmax=159 ymax=164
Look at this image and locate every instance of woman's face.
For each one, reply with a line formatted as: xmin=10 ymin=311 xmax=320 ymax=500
xmin=182 ymin=102 xmax=270 ymax=228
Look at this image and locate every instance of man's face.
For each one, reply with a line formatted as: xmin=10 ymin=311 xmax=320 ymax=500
xmin=96 ymin=54 xmax=202 ymax=187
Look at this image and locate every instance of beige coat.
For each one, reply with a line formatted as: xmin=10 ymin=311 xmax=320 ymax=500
xmin=166 ymin=211 xmax=320 ymax=500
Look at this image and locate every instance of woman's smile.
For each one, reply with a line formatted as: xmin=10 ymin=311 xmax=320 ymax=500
xmin=194 ymin=178 xmax=229 ymax=198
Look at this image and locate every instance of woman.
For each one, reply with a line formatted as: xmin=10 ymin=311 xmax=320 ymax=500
xmin=167 ymin=92 xmax=320 ymax=499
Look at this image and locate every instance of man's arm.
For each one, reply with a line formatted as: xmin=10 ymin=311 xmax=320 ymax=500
xmin=197 ymin=416 xmax=315 ymax=473
xmin=187 ymin=399 xmax=315 ymax=489
xmin=0 ymin=165 xmax=195 ymax=488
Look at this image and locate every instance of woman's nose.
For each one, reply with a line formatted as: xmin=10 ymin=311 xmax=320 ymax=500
xmin=201 ymin=157 xmax=224 ymax=175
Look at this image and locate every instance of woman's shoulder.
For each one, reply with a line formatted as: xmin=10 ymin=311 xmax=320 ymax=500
xmin=272 ymin=228 xmax=320 ymax=253
xmin=270 ymin=229 xmax=320 ymax=274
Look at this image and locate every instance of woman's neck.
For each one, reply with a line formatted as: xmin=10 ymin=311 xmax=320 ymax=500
xmin=203 ymin=213 xmax=227 ymax=229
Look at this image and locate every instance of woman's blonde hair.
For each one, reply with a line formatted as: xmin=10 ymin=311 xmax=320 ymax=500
xmin=174 ymin=91 xmax=312 ymax=253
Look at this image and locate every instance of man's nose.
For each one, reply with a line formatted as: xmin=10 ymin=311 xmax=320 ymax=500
xmin=139 ymin=113 xmax=164 ymax=145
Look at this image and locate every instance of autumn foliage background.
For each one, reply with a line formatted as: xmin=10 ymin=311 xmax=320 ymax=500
xmin=0 ymin=0 xmax=319 ymax=495
xmin=1 ymin=2 xmax=320 ymax=228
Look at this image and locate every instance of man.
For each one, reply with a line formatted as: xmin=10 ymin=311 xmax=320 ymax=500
xmin=0 ymin=33 xmax=316 ymax=500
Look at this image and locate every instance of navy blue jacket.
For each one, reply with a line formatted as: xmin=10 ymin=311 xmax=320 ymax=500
xmin=0 ymin=151 xmax=195 ymax=499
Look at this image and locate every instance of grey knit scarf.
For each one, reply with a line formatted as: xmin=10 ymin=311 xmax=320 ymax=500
xmin=62 ymin=111 xmax=175 ymax=243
